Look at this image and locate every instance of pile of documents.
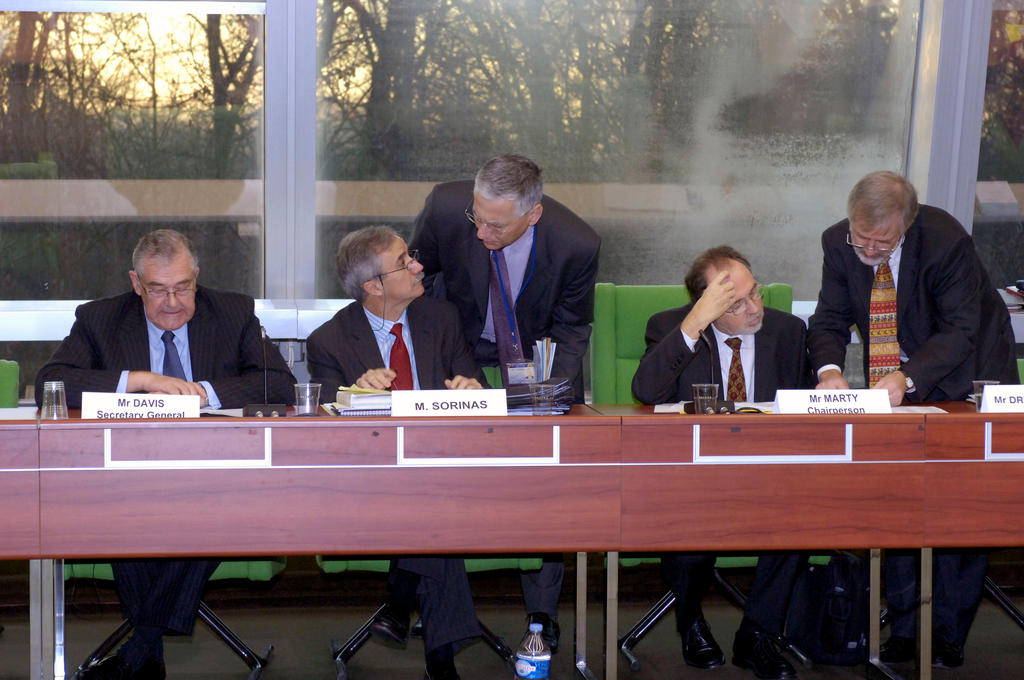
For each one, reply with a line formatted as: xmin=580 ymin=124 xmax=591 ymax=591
xmin=324 ymin=386 xmax=391 ymax=416
xmin=505 ymin=377 xmax=573 ymax=415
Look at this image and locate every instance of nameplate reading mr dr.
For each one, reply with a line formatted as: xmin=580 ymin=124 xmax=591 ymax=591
xmin=391 ymin=389 xmax=507 ymax=417
xmin=81 ymin=391 xmax=201 ymax=419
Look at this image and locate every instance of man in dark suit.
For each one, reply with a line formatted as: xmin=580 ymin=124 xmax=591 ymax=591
xmin=808 ymin=171 xmax=1018 ymax=668
xmin=307 ymin=225 xmax=485 ymax=680
xmin=632 ymin=246 xmax=812 ymax=680
xmin=35 ymin=229 xmax=294 ymax=680
xmin=409 ymin=153 xmax=601 ymax=648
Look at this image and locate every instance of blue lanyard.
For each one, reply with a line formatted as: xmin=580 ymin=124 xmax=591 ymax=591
xmin=492 ymin=228 xmax=537 ymax=355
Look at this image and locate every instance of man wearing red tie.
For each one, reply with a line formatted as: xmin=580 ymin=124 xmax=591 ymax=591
xmin=306 ymin=226 xmax=485 ymax=680
xmin=808 ymin=171 xmax=1018 ymax=668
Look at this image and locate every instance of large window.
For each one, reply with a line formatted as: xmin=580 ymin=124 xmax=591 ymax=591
xmin=314 ymin=1 xmax=921 ymax=298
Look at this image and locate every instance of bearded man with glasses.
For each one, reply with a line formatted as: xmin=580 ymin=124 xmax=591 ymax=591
xmin=808 ymin=171 xmax=1018 ymax=669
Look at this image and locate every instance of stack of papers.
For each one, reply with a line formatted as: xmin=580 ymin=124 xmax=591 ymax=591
xmin=505 ymin=377 xmax=573 ymax=415
xmin=327 ymin=386 xmax=392 ymax=416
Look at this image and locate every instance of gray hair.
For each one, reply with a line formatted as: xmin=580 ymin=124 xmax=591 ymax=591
xmin=847 ymin=171 xmax=920 ymax=231
xmin=335 ymin=226 xmax=399 ymax=302
xmin=473 ymin=153 xmax=543 ymax=216
xmin=132 ymin=229 xmax=198 ymax=276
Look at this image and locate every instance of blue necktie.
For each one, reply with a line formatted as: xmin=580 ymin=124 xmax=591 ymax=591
xmin=161 ymin=330 xmax=186 ymax=380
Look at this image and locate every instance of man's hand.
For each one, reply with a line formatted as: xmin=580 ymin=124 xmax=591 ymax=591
xmin=126 ymin=371 xmax=208 ymax=406
xmin=680 ymin=271 xmax=736 ymax=340
xmin=815 ymin=368 xmax=849 ymax=391
xmin=445 ymin=375 xmax=482 ymax=390
xmin=873 ymin=370 xmax=908 ymax=407
xmin=356 ymin=368 xmax=397 ymax=390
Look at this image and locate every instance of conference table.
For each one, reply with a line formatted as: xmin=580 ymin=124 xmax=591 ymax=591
xmin=3 ymin=404 xmax=1023 ymax=680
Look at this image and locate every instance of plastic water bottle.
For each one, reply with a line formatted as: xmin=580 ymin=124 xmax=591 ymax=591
xmin=514 ymin=622 xmax=551 ymax=678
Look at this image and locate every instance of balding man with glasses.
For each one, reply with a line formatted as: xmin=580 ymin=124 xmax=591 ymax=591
xmin=807 ymin=171 xmax=1018 ymax=669
xmin=35 ymin=228 xmax=295 ymax=680
xmin=632 ymin=245 xmax=812 ymax=680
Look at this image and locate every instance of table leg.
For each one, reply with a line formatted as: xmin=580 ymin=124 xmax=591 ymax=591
xmin=604 ymin=551 xmax=617 ymax=680
xmin=868 ymin=549 xmax=906 ymax=680
xmin=919 ymin=547 xmax=932 ymax=680
xmin=574 ymin=552 xmax=597 ymax=680
xmin=30 ymin=558 xmax=61 ymax=680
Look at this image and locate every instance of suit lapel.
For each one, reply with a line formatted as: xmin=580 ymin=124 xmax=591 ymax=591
xmin=752 ymin=328 xmax=777 ymax=401
xmin=468 ymin=237 xmax=490 ymax=322
xmin=407 ymin=301 xmax=441 ymax=388
xmin=895 ymin=220 xmax=921 ymax=324
xmin=344 ymin=304 xmax=391 ymax=374
xmin=186 ymin=290 xmax=218 ymax=380
xmin=121 ymin=296 xmax=154 ymax=371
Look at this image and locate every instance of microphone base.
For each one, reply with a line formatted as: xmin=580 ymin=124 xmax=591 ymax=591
xmin=683 ymin=400 xmax=736 ymax=415
xmin=243 ymin=403 xmax=288 ymax=417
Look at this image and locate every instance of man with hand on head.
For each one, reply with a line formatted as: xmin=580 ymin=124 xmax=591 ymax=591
xmin=35 ymin=228 xmax=295 ymax=680
xmin=307 ymin=225 xmax=484 ymax=680
xmin=632 ymin=245 xmax=812 ymax=680
xmin=410 ymin=153 xmax=601 ymax=649
xmin=808 ymin=171 xmax=1018 ymax=668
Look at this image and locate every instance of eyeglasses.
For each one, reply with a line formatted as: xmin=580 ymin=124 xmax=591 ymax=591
xmin=845 ymin=232 xmax=901 ymax=255
xmin=377 ymin=250 xmax=419 ymax=280
xmin=725 ymin=284 xmax=763 ymax=315
xmin=464 ymin=209 xmax=523 ymax=233
xmin=142 ymin=282 xmax=196 ymax=300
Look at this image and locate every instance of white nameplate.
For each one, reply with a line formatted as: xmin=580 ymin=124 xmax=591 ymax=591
xmin=981 ymin=385 xmax=1024 ymax=413
xmin=391 ymin=389 xmax=507 ymax=417
xmin=82 ymin=392 xmax=201 ymax=419
xmin=775 ymin=389 xmax=891 ymax=415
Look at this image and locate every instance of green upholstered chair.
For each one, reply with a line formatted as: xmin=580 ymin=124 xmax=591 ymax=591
xmin=590 ymin=282 xmax=800 ymax=669
xmin=591 ymin=282 xmax=792 ymax=405
xmin=1018 ymin=358 xmax=1024 ymax=383
xmin=319 ymin=556 xmax=543 ymax=680
xmin=65 ymin=558 xmax=285 ymax=679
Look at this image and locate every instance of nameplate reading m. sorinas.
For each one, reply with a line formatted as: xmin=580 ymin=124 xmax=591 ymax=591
xmin=391 ymin=389 xmax=507 ymax=417
xmin=81 ymin=392 xmax=201 ymax=419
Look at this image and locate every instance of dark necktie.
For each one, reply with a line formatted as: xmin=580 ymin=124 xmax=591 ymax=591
xmin=389 ymin=323 xmax=413 ymax=390
xmin=868 ymin=258 xmax=899 ymax=387
xmin=724 ymin=337 xmax=747 ymax=401
xmin=161 ymin=330 xmax=186 ymax=380
xmin=489 ymin=249 xmax=524 ymax=383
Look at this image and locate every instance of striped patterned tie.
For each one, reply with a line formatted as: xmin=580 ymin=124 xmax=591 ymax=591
xmin=724 ymin=337 xmax=747 ymax=401
xmin=868 ymin=259 xmax=900 ymax=387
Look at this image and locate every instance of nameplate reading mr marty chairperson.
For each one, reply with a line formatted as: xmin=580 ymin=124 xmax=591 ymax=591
xmin=774 ymin=389 xmax=891 ymax=415
xmin=391 ymin=389 xmax=507 ymax=417
xmin=81 ymin=392 xmax=201 ymax=419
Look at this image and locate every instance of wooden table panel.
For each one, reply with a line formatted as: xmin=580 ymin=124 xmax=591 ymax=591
xmin=925 ymin=461 xmax=1024 ymax=546
xmin=621 ymin=462 xmax=923 ymax=551
xmin=39 ymin=465 xmax=620 ymax=557
xmin=0 ymin=423 xmax=40 ymax=557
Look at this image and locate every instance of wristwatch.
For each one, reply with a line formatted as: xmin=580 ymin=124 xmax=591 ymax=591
xmin=901 ymin=371 xmax=914 ymax=390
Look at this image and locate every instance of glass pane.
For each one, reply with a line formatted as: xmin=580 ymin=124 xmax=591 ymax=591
xmin=315 ymin=1 xmax=920 ymax=299
xmin=0 ymin=9 xmax=265 ymax=301
xmin=975 ymin=5 xmax=1024 ymax=291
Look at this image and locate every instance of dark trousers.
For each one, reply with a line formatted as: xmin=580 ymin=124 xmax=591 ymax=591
xmin=391 ymin=558 xmax=481 ymax=655
xmin=885 ymin=549 xmax=988 ymax=645
xmin=661 ymin=552 xmax=804 ymax=636
xmin=111 ymin=559 xmax=220 ymax=635
xmin=520 ymin=557 xmax=563 ymax=619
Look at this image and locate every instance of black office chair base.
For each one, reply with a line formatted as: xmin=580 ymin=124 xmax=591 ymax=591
xmin=70 ymin=600 xmax=271 ymax=680
xmin=331 ymin=605 xmax=514 ymax=679
xmin=618 ymin=567 xmax=812 ymax=672
xmin=985 ymin=575 xmax=1024 ymax=630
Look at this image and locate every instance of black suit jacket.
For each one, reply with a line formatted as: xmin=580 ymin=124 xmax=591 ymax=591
xmin=35 ymin=286 xmax=295 ymax=409
xmin=632 ymin=306 xmax=813 ymax=404
xmin=807 ymin=205 xmax=1018 ymax=401
xmin=409 ymin=179 xmax=601 ymax=402
xmin=306 ymin=296 xmax=486 ymax=398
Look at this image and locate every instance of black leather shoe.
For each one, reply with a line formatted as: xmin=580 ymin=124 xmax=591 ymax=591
xmin=369 ymin=604 xmax=410 ymax=644
xmin=682 ymin=616 xmax=725 ymax=669
xmin=932 ymin=638 xmax=964 ymax=669
xmin=79 ymin=655 xmax=135 ymax=680
xmin=423 ymin=658 xmax=460 ymax=680
xmin=527 ymin=611 xmax=560 ymax=653
xmin=733 ymin=631 xmax=796 ymax=680
xmin=879 ymin=635 xmax=915 ymax=664
xmin=134 ymin=659 xmax=166 ymax=680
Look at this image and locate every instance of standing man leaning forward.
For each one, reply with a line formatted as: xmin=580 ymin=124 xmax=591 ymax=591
xmin=306 ymin=226 xmax=484 ymax=680
xmin=807 ymin=171 xmax=1018 ymax=668
xmin=35 ymin=229 xmax=295 ymax=680
xmin=632 ymin=246 xmax=812 ymax=680
xmin=409 ymin=153 xmax=601 ymax=650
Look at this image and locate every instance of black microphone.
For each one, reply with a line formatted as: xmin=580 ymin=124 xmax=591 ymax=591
xmin=243 ymin=326 xmax=288 ymax=417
